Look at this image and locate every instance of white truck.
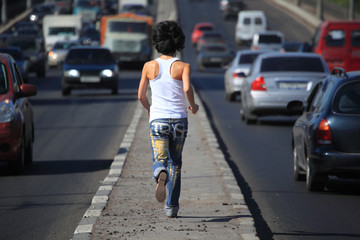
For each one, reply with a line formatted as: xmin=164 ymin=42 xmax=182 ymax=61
xmin=42 ymin=15 xmax=82 ymax=52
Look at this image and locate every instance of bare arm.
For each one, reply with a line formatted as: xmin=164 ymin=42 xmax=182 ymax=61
xmin=182 ymin=63 xmax=199 ymax=114
xmin=138 ymin=63 xmax=151 ymax=114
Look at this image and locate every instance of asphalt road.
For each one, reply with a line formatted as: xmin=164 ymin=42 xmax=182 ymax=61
xmin=178 ymin=0 xmax=360 ymax=240
xmin=0 ymin=67 xmax=139 ymax=239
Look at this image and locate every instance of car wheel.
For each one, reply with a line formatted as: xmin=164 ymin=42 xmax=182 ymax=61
xmin=293 ymin=147 xmax=304 ymax=181
xmin=25 ymin=136 xmax=33 ymax=165
xmin=9 ymin=135 xmax=25 ymax=173
xmin=62 ymin=87 xmax=71 ymax=96
xmin=306 ymin=159 xmax=326 ymax=192
xmin=242 ymin=106 xmax=257 ymax=124
xmin=225 ymin=92 xmax=233 ymax=102
xmin=111 ymin=87 xmax=118 ymax=95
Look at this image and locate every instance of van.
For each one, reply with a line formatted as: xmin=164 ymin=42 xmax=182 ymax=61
xmin=235 ymin=10 xmax=267 ymax=46
xmin=312 ymin=21 xmax=360 ymax=71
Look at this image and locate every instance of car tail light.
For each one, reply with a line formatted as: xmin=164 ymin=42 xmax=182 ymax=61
xmin=317 ymin=118 xmax=332 ymax=144
xmin=251 ymin=76 xmax=266 ymax=91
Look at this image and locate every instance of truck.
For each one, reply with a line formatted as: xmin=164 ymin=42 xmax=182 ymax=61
xmin=42 ymin=15 xmax=82 ymax=52
xmin=100 ymin=13 xmax=153 ymax=64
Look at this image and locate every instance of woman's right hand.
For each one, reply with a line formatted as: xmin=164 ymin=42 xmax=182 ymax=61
xmin=189 ymin=104 xmax=199 ymax=114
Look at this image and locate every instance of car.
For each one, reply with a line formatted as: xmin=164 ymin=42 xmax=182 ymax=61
xmin=29 ymin=2 xmax=59 ymax=26
xmin=0 ymin=53 xmax=37 ymax=172
xmin=6 ymin=36 xmax=46 ymax=77
xmin=250 ymin=31 xmax=285 ymax=51
xmin=240 ymin=52 xmax=330 ymax=124
xmin=13 ymin=26 xmax=43 ymax=40
xmin=80 ymin=26 xmax=100 ymax=46
xmin=292 ymin=68 xmax=360 ymax=191
xmin=235 ymin=10 xmax=266 ymax=46
xmin=191 ymin=22 xmax=215 ymax=46
xmin=196 ymin=31 xmax=225 ymax=52
xmin=0 ymin=47 xmax=30 ymax=83
xmin=61 ymin=46 xmax=118 ymax=95
xmin=197 ymin=43 xmax=234 ymax=72
xmin=282 ymin=41 xmax=312 ymax=52
xmin=224 ymin=49 xmax=271 ymax=102
xmin=312 ymin=21 xmax=360 ymax=71
xmin=48 ymin=41 xmax=80 ymax=68
xmin=11 ymin=20 xmax=40 ymax=34
xmin=221 ymin=0 xmax=245 ymax=20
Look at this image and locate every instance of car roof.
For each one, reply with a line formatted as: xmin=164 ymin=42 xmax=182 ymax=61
xmin=257 ymin=52 xmax=322 ymax=59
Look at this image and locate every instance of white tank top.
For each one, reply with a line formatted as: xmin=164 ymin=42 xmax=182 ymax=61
xmin=149 ymin=57 xmax=187 ymax=122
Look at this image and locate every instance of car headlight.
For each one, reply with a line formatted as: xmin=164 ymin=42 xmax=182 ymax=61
xmin=0 ymin=99 xmax=15 ymax=123
xmin=30 ymin=14 xmax=38 ymax=22
xmin=100 ymin=69 xmax=114 ymax=78
xmin=65 ymin=69 xmax=80 ymax=78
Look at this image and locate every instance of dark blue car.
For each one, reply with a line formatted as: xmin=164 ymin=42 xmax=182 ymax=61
xmin=61 ymin=46 xmax=118 ymax=95
xmin=292 ymin=68 xmax=360 ymax=191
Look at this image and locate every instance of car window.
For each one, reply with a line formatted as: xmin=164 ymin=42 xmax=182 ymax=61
xmin=255 ymin=17 xmax=263 ymax=25
xmin=0 ymin=63 xmax=8 ymax=94
xmin=308 ymin=82 xmax=325 ymax=112
xmin=259 ymin=35 xmax=282 ymax=44
xmin=12 ymin=62 xmax=23 ymax=93
xmin=66 ymin=49 xmax=115 ymax=64
xmin=261 ymin=57 xmax=325 ymax=72
xmin=243 ymin=17 xmax=250 ymax=25
xmin=198 ymin=26 xmax=214 ymax=31
xmin=351 ymin=30 xmax=360 ymax=47
xmin=334 ymin=82 xmax=360 ymax=114
xmin=239 ymin=53 xmax=260 ymax=64
xmin=326 ymin=30 xmax=345 ymax=47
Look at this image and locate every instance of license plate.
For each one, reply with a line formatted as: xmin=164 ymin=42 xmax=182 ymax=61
xmin=279 ymin=82 xmax=307 ymax=90
xmin=80 ymin=76 xmax=100 ymax=83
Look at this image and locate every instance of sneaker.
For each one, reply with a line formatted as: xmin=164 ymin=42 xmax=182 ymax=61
xmin=155 ymin=171 xmax=167 ymax=202
xmin=165 ymin=205 xmax=178 ymax=218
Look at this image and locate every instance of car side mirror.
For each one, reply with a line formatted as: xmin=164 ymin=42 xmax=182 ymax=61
xmin=18 ymin=84 xmax=37 ymax=98
xmin=287 ymin=101 xmax=304 ymax=115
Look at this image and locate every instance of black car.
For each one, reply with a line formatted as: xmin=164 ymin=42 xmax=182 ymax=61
xmin=62 ymin=46 xmax=118 ymax=95
xmin=222 ymin=0 xmax=245 ymax=20
xmin=292 ymin=68 xmax=360 ymax=191
xmin=29 ymin=2 xmax=59 ymax=26
xmin=6 ymin=36 xmax=46 ymax=77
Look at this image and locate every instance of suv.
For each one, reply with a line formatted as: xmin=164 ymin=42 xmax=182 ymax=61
xmin=292 ymin=68 xmax=360 ymax=191
xmin=6 ymin=36 xmax=46 ymax=77
xmin=312 ymin=21 xmax=360 ymax=72
xmin=0 ymin=53 xmax=37 ymax=172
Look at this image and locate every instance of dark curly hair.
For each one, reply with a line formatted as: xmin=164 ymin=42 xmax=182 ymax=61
xmin=152 ymin=21 xmax=185 ymax=56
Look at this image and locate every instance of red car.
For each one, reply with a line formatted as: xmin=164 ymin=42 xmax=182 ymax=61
xmin=0 ymin=53 xmax=37 ymax=172
xmin=191 ymin=22 xmax=215 ymax=46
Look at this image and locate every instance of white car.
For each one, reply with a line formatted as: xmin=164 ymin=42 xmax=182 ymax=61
xmin=250 ymin=31 xmax=285 ymax=51
xmin=235 ymin=10 xmax=267 ymax=46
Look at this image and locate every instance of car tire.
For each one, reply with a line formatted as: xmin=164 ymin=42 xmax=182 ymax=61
xmin=111 ymin=87 xmax=118 ymax=95
xmin=241 ymin=105 xmax=257 ymax=124
xmin=25 ymin=129 xmax=34 ymax=165
xmin=225 ymin=92 xmax=235 ymax=102
xmin=293 ymin=147 xmax=304 ymax=181
xmin=306 ymin=159 xmax=326 ymax=192
xmin=9 ymin=135 xmax=25 ymax=173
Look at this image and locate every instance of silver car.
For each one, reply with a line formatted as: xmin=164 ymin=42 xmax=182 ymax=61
xmin=224 ymin=50 xmax=271 ymax=101
xmin=47 ymin=41 xmax=79 ymax=68
xmin=240 ymin=52 xmax=330 ymax=124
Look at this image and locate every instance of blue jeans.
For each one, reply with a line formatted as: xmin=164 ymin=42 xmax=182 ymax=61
xmin=149 ymin=118 xmax=188 ymax=208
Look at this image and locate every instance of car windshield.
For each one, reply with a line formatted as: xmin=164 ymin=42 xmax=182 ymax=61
xmin=261 ymin=57 xmax=325 ymax=72
xmin=49 ymin=27 xmax=76 ymax=36
xmin=334 ymin=82 xmax=360 ymax=114
xmin=199 ymin=26 xmax=214 ymax=31
xmin=108 ymin=21 xmax=148 ymax=33
xmin=53 ymin=42 xmax=78 ymax=49
xmin=259 ymin=35 xmax=282 ymax=44
xmin=239 ymin=53 xmax=261 ymax=64
xmin=7 ymin=40 xmax=38 ymax=51
xmin=204 ymin=46 xmax=227 ymax=53
xmin=66 ymin=49 xmax=115 ymax=64
xmin=0 ymin=63 xmax=8 ymax=94
xmin=0 ymin=49 xmax=23 ymax=61
xmin=203 ymin=34 xmax=222 ymax=41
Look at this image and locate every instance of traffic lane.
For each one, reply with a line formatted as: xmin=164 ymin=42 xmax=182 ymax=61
xmin=0 ymin=69 xmax=139 ymax=240
xmin=179 ymin=0 xmax=360 ymax=239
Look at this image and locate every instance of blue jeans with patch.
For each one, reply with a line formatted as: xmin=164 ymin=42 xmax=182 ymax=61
xmin=149 ymin=118 xmax=188 ymax=209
